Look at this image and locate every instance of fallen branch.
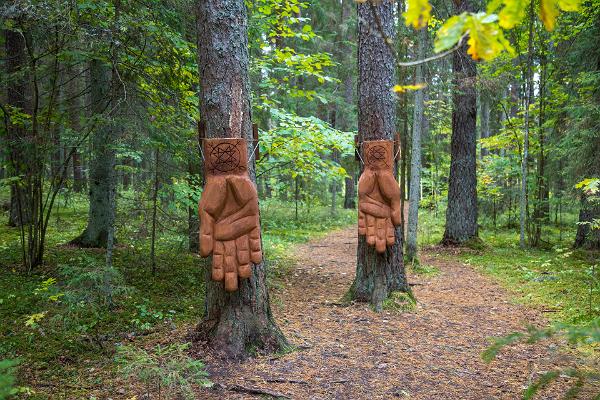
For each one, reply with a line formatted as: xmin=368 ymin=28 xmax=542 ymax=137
xmin=265 ymin=378 xmax=309 ymax=385
xmin=221 ymin=383 xmax=291 ymax=399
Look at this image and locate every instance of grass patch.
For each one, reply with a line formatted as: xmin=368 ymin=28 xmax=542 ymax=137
xmin=410 ymin=264 xmax=441 ymax=277
xmin=381 ymin=291 xmax=416 ymax=313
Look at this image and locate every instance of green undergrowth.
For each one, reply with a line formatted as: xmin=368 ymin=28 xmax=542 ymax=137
xmin=418 ymin=208 xmax=599 ymax=326
xmin=0 ymin=195 xmax=354 ymax=399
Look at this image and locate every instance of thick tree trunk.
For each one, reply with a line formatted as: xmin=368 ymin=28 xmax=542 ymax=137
xmin=5 ymin=28 xmax=31 ymax=227
xmin=350 ymin=0 xmax=408 ymax=310
xmin=442 ymin=0 xmax=478 ymax=246
xmin=406 ymin=27 xmax=426 ymax=262
xmin=196 ymin=0 xmax=287 ymax=358
xmin=70 ymin=59 xmax=114 ymax=248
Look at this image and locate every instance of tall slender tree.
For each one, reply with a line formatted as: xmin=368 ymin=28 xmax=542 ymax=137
xmin=350 ymin=0 xmax=408 ymax=310
xmin=406 ymin=27 xmax=427 ymax=262
xmin=4 ymin=27 xmax=31 ymax=227
xmin=196 ymin=0 xmax=288 ymax=358
xmin=441 ymin=0 xmax=479 ymax=246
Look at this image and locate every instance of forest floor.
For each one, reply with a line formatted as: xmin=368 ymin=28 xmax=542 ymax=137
xmin=192 ymin=227 xmax=592 ymax=400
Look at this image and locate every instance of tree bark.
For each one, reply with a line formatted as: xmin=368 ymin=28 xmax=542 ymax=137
xmin=350 ymin=0 xmax=408 ymax=310
xmin=574 ymin=195 xmax=600 ymax=250
xmin=4 ymin=28 xmax=31 ymax=227
xmin=196 ymin=0 xmax=287 ymax=358
xmin=441 ymin=0 xmax=478 ymax=246
xmin=344 ymin=175 xmax=356 ymax=209
xmin=67 ymin=65 xmax=85 ymax=193
xmin=520 ymin=1 xmax=535 ymax=249
xmin=406 ymin=27 xmax=426 ymax=262
xmin=70 ymin=59 xmax=114 ymax=247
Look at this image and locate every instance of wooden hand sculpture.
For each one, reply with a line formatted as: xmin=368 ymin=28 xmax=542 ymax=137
xmin=199 ymin=138 xmax=262 ymax=292
xmin=358 ymin=140 xmax=401 ymax=253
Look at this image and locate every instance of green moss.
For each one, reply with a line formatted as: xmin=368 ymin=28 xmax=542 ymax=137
xmin=381 ymin=290 xmax=416 ymax=313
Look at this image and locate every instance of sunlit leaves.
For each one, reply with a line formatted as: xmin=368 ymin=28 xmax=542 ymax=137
xmin=434 ymin=14 xmax=466 ymax=53
xmin=497 ymin=0 xmax=530 ymax=28
xmin=434 ymin=13 xmax=514 ymax=61
xmin=403 ymin=0 xmax=432 ymax=29
xmin=392 ymin=83 xmax=427 ymax=93
xmin=466 ymin=13 xmax=514 ymax=60
xmin=540 ymin=0 xmax=581 ymax=30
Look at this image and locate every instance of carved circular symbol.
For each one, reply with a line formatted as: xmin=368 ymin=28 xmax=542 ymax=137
xmin=367 ymin=145 xmax=388 ymax=167
xmin=210 ymin=143 xmax=241 ymax=173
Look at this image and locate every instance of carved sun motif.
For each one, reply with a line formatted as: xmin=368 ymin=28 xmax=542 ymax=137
xmin=210 ymin=142 xmax=241 ymax=173
xmin=367 ymin=145 xmax=388 ymax=167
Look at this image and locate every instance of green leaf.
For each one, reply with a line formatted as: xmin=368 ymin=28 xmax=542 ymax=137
xmin=434 ymin=14 xmax=467 ymax=52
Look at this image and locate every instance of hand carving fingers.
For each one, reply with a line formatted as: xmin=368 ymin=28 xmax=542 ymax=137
xmin=249 ymin=226 xmax=262 ymax=264
xmin=359 ymin=200 xmax=391 ymax=219
xmin=224 ymin=240 xmax=238 ymax=292
xmin=377 ymin=172 xmax=402 ymax=226
xmin=386 ymin=219 xmax=395 ymax=246
xmin=236 ymin=235 xmax=251 ymax=279
xmin=366 ymin=214 xmax=376 ymax=246
xmin=358 ymin=210 xmax=366 ymax=235
xmin=376 ymin=218 xmax=386 ymax=253
xmin=358 ymin=168 xmax=376 ymax=197
xmin=199 ymin=208 xmax=214 ymax=257
xmin=215 ymin=215 xmax=258 ymax=241
xmin=212 ymin=240 xmax=225 ymax=281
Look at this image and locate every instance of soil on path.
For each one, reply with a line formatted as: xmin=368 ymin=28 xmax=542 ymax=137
xmin=196 ymin=227 xmax=576 ymax=399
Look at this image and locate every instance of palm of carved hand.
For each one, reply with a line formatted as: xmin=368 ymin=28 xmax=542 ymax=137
xmin=358 ymin=169 xmax=401 ymax=253
xmin=199 ymin=175 xmax=262 ymax=292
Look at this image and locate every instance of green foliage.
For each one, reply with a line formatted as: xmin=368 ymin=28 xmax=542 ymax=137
xmin=0 ymin=359 xmax=18 ymax=400
xmin=483 ymin=319 xmax=600 ymax=399
xmin=116 ymin=343 xmax=212 ymax=399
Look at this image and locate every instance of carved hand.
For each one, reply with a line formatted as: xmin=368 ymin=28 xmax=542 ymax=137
xmin=199 ymin=138 xmax=262 ymax=292
xmin=358 ymin=140 xmax=401 ymax=253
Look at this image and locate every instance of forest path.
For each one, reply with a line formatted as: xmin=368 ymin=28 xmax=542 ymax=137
xmin=198 ymin=227 xmax=572 ymax=399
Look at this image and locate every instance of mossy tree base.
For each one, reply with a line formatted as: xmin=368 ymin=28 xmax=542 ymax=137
xmin=196 ymin=262 xmax=289 ymax=359
xmin=350 ymin=232 xmax=409 ymax=312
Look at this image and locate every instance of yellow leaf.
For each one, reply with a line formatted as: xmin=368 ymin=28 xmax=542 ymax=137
xmin=403 ymin=0 xmax=432 ymax=29
xmin=540 ymin=0 xmax=559 ymax=30
xmin=540 ymin=0 xmax=581 ymax=30
xmin=465 ymin=14 xmax=514 ymax=61
xmin=498 ymin=0 xmax=530 ymax=28
xmin=392 ymin=83 xmax=427 ymax=93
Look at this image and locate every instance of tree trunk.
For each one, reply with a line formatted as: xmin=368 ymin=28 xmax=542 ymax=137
xmin=350 ymin=0 xmax=408 ymax=310
xmin=406 ymin=27 xmax=426 ymax=262
xmin=195 ymin=0 xmax=287 ymax=358
xmin=5 ymin=28 xmax=31 ymax=227
xmin=480 ymin=94 xmax=490 ymax=159
xmin=441 ymin=0 xmax=478 ymax=246
xmin=344 ymin=175 xmax=356 ymax=209
xmin=520 ymin=2 xmax=535 ymax=249
xmin=70 ymin=59 xmax=115 ymax=248
xmin=574 ymin=195 xmax=600 ymax=250
xmin=67 ymin=65 xmax=85 ymax=193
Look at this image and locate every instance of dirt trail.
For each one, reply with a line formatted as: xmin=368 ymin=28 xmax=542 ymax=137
xmin=197 ymin=227 xmax=574 ymax=399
